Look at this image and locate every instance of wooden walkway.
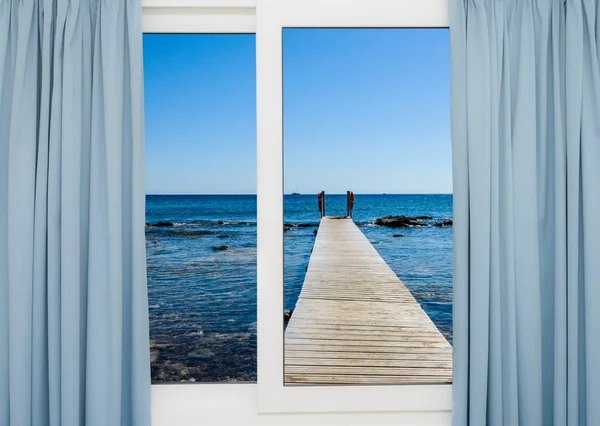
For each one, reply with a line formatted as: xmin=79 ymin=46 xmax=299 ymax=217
xmin=284 ymin=217 xmax=452 ymax=385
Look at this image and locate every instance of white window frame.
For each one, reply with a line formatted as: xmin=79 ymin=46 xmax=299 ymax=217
xmin=256 ymin=0 xmax=451 ymax=415
xmin=142 ymin=0 xmax=256 ymax=33
xmin=143 ymin=0 xmax=452 ymax=423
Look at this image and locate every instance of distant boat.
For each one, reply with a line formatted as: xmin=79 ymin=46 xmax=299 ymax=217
xmin=291 ymin=192 xmax=300 ymax=195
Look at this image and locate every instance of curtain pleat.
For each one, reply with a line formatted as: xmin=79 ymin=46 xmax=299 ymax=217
xmin=451 ymin=0 xmax=600 ymax=424
xmin=0 ymin=1 xmax=150 ymax=425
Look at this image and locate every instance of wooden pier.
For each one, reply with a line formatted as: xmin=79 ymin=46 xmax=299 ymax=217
xmin=284 ymin=216 xmax=452 ymax=385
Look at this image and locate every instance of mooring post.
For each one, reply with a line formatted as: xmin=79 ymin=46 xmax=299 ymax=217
xmin=347 ymin=191 xmax=355 ymax=218
xmin=318 ymin=191 xmax=326 ymax=217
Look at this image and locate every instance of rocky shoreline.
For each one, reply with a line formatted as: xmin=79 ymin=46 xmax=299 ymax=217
xmin=149 ymin=335 xmax=257 ymax=383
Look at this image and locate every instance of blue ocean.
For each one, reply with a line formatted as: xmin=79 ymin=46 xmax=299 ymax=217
xmin=146 ymin=194 xmax=453 ymax=383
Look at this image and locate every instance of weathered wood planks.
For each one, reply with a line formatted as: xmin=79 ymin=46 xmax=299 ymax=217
xmin=284 ymin=216 xmax=452 ymax=385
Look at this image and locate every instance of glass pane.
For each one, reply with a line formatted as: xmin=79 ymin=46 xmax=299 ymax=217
xmin=144 ymin=34 xmax=257 ymax=383
xmin=283 ymin=28 xmax=452 ymax=385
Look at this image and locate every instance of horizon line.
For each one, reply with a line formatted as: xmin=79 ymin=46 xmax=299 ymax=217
xmin=146 ymin=192 xmax=454 ymax=196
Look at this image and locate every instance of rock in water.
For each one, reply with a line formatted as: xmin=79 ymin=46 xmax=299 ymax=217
xmin=393 ymin=234 xmax=404 ymax=237
xmin=284 ymin=309 xmax=293 ymax=323
xmin=211 ymin=245 xmax=228 ymax=251
xmin=149 ymin=340 xmax=160 ymax=363
xmin=434 ymin=219 xmax=453 ymax=227
xmin=375 ymin=216 xmax=423 ymax=228
xmin=154 ymin=221 xmax=174 ymax=227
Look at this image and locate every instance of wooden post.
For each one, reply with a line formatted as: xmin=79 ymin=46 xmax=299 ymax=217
xmin=346 ymin=191 xmax=350 ymax=217
xmin=347 ymin=191 xmax=354 ymax=218
xmin=318 ymin=191 xmax=326 ymax=217
xmin=318 ymin=192 xmax=322 ymax=217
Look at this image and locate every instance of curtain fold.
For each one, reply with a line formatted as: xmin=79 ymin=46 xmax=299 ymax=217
xmin=450 ymin=0 xmax=600 ymax=424
xmin=0 ymin=1 xmax=151 ymax=425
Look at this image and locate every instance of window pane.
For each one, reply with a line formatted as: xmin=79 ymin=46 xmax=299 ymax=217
xmin=283 ymin=28 xmax=452 ymax=385
xmin=144 ymin=34 xmax=257 ymax=383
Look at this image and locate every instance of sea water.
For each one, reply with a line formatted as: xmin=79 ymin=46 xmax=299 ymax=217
xmin=146 ymin=193 xmax=452 ymax=382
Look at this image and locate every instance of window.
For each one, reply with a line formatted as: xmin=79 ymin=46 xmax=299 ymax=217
xmin=256 ymin=0 xmax=452 ymax=414
xmin=144 ymin=33 xmax=257 ymax=384
xmin=146 ymin=0 xmax=452 ymax=423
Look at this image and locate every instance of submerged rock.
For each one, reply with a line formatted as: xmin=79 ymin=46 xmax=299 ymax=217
xmin=434 ymin=219 xmax=453 ymax=227
xmin=149 ymin=340 xmax=160 ymax=363
xmin=187 ymin=348 xmax=214 ymax=359
xmin=393 ymin=234 xmax=404 ymax=238
xmin=155 ymin=362 xmax=190 ymax=382
xmin=211 ymin=245 xmax=228 ymax=251
xmin=154 ymin=221 xmax=174 ymax=227
xmin=218 ymin=235 xmax=232 ymax=239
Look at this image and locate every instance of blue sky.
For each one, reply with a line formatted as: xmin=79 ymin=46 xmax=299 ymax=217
xmin=144 ymin=29 xmax=451 ymax=195
xmin=144 ymin=34 xmax=257 ymax=194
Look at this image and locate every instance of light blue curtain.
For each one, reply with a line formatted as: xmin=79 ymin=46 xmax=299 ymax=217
xmin=450 ymin=0 xmax=600 ymax=425
xmin=0 ymin=1 xmax=150 ymax=425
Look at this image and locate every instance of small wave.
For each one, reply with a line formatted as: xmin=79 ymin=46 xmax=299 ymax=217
xmin=206 ymin=332 xmax=252 ymax=343
xmin=198 ymin=220 xmax=256 ymax=227
xmin=357 ymin=221 xmax=376 ymax=227
xmin=168 ymin=230 xmax=218 ymax=237
xmin=161 ymin=313 xmax=180 ymax=320
xmin=220 ymin=220 xmax=255 ymax=226
xmin=149 ymin=220 xmax=257 ymax=228
xmin=284 ymin=222 xmax=319 ymax=228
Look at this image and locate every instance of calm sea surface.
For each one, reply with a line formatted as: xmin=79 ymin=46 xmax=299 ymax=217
xmin=146 ymin=194 xmax=453 ymax=383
